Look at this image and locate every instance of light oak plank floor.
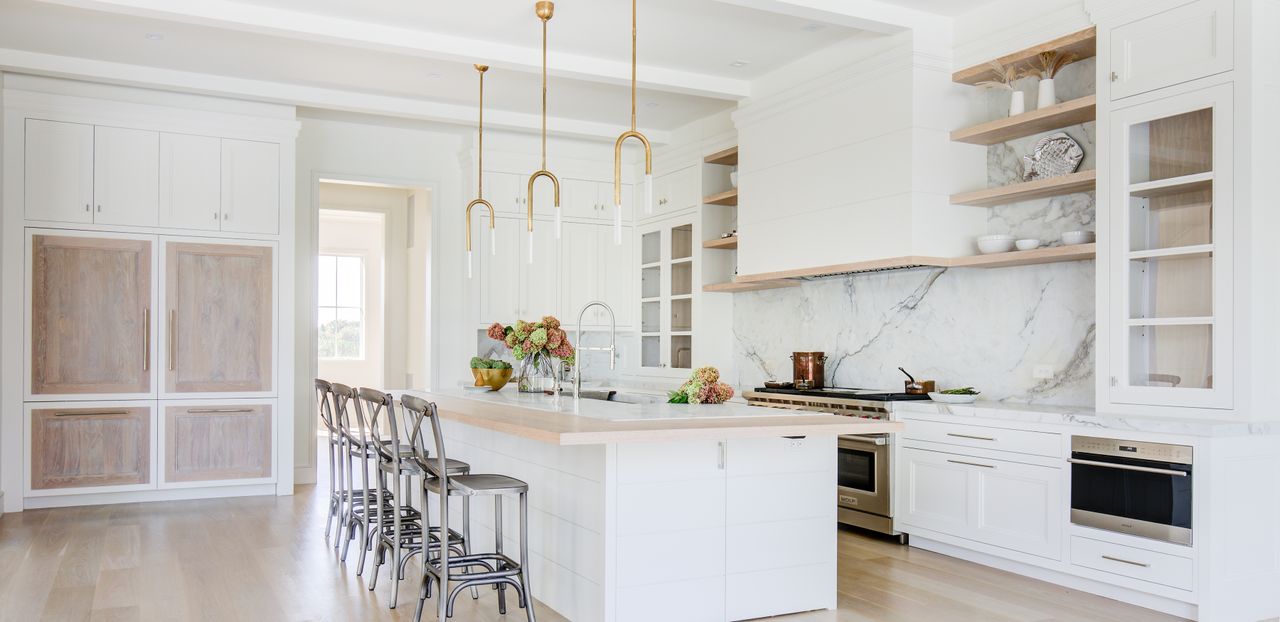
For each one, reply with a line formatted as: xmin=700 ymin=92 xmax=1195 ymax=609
xmin=0 ymin=484 xmax=1187 ymax=622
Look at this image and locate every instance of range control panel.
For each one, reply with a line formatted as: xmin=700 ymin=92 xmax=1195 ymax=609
xmin=1071 ymin=435 xmax=1193 ymax=464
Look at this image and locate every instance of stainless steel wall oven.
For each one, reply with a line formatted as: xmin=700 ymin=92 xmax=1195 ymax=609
xmin=1069 ymin=436 xmax=1193 ymax=545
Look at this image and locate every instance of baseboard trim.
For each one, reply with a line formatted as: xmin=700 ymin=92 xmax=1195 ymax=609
xmin=22 ymin=484 xmax=277 ymax=510
xmin=293 ymin=466 xmax=317 ymax=486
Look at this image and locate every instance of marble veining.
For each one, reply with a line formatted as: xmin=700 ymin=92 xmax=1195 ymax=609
xmin=894 ymin=401 xmax=1280 ymax=438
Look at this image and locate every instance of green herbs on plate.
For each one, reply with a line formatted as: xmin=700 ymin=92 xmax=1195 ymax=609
xmin=940 ymin=387 xmax=980 ymax=395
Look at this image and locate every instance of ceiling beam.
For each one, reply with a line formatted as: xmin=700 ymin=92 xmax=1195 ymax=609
xmin=0 ymin=48 xmax=672 ymax=143
xmin=711 ymin=0 xmax=948 ymax=35
xmin=34 ymin=0 xmax=751 ymax=100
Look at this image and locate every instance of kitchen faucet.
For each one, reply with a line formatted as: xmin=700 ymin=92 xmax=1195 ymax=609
xmin=574 ymin=301 xmax=616 ymax=399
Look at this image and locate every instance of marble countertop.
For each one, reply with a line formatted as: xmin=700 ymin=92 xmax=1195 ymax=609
xmin=893 ymin=400 xmax=1280 ymax=438
xmin=399 ymin=387 xmax=901 ymax=445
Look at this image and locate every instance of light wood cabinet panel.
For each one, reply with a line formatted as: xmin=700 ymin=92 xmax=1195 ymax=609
xmin=164 ymin=404 xmax=271 ymax=482
xmin=159 ymin=133 xmax=222 ymax=231
xmin=220 ymin=139 xmax=279 ymax=235
xmin=165 ymin=241 xmax=273 ymax=393
xmin=93 ymin=126 xmax=160 ymax=227
xmin=24 ymin=119 xmax=94 ymax=224
xmin=30 ymin=406 xmax=151 ymax=490
xmin=30 ymin=234 xmax=153 ymax=395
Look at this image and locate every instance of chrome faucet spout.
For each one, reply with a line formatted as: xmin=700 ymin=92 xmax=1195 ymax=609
xmin=574 ymin=301 xmax=617 ymax=400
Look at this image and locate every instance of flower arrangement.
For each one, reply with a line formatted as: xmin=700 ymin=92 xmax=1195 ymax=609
xmin=668 ymin=366 xmax=735 ymax=404
xmin=974 ymin=60 xmax=1031 ymax=90
xmin=487 ymin=317 xmax=576 ymax=366
xmin=1034 ymin=51 xmax=1076 ymax=79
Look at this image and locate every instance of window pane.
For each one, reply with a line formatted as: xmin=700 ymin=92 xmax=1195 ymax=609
xmin=335 ymin=256 xmax=363 ymax=308
xmin=317 ymin=307 xmax=336 ymax=359
xmin=318 ymin=255 xmax=336 ymax=307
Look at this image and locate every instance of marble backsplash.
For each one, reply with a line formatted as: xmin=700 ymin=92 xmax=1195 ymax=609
xmin=729 ymin=59 xmax=1097 ymax=407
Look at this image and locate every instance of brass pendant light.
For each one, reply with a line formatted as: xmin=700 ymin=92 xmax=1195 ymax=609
xmin=526 ymin=0 xmax=563 ymax=263
xmin=612 ymin=0 xmax=653 ymax=245
xmin=465 ymin=64 xmax=496 ymax=279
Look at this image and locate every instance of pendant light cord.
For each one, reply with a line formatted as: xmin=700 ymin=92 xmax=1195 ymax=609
xmin=542 ymin=17 xmax=548 ymax=169
xmin=478 ymin=68 xmax=484 ymax=198
xmin=631 ymin=0 xmax=637 ymax=131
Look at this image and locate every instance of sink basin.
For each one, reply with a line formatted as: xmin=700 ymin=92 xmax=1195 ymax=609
xmin=576 ymin=389 xmax=664 ymax=405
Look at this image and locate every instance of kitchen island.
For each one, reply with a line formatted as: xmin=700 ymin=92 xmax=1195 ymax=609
xmin=400 ymin=387 xmax=901 ymax=622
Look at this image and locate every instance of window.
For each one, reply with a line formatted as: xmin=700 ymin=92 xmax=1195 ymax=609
xmin=318 ymin=255 xmax=364 ymax=359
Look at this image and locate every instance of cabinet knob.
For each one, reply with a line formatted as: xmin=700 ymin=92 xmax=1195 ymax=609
xmin=1110 ymin=71 xmax=1119 ymax=82
xmin=84 ymin=204 xmax=90 ymax=212
xmin=213 ymin=212 xmax=219 ymax=220
xmin=223 ymin=213 xmax=229 ymax=220
xmin=96 ymin=204 xmax=102 ymax=212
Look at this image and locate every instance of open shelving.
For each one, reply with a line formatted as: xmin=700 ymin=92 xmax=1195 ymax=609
xmin=703 ymin=235 xmax=738 ymax=250
xmin=703 ymin=146 xmax=738 ymax=167
xmin=703 ymin=189 xmax=738 ymax=206
xmin=952 ymin=27 xmax=1097 ymax=85
xmin=951 ymin=95 xmax=1096 ymax=145
xmin=951 ymin=170 xmax=1096 ymax=207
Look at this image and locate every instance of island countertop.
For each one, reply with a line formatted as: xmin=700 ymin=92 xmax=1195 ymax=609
xmin=399 ymin=387 xmax=901 ymax=445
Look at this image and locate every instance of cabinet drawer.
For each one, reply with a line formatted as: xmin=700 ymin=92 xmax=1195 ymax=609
xmin=1070 ymin=536 xmax=1193 ymax=591
xmin=163 ymin=403 xmax=272 ymax=483
xmin=900 ymin=418 xmax=1061 ymax=457
xmin=29 ymin=405 xmax=152 ymax=492
xmin=1109 ymin=0 xmax=1233 ymax=100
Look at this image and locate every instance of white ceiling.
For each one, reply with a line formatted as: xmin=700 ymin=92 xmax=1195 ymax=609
xmin=0 ymin=0 xmax=1000 ymax=136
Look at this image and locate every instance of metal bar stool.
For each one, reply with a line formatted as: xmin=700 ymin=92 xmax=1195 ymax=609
xmin=333 ymin=382 xmax=395 ymax=571
xmin=315 ymin=379 xmax=343 ymax=541
xmin=358 ymin=388 xmax=472 ymax=608
xmin=402 ymin=394 xmax=536 ymax=622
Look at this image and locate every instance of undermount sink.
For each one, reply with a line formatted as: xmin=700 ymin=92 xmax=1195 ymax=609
xmin=576 ymin=389 xmax=664 ymax=405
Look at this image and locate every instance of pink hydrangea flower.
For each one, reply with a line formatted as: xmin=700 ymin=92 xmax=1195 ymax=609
xmin=487 ymin=322 xmax=506 ymax=341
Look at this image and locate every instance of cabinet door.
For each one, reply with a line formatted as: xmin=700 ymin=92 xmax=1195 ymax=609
xmin=24 ymin=119 xmax=93 ymax=224
xmin=1109 ymin=0 xmax=1233 ymax=100
xmin=30 ymin=405 xmax=151 ymax=491
xmin=562 ymin=179 xmax=600 ymax=219
xmin=656 ymin=165 xmax=698 ymax=213
xmin=486 ymin=172 xmax=524 ymax=215
xmin=1109 ymin=83 xmax=1232 ymax=409
xmin=159 ymin=133 xmax=221 ymax=231
xmin=480 ymin=217 xmax=522 ymax=323
xmin=93 ymin=126 xmax=160 ymax=226
xmin=163 ymin=403 xmax=272 ymax=482
xmin=220 ymin=139 xmax=279 ymax=234
xmin=599 ymin=224 xmax=634 ymax=328
xmin=971 ymin=457 xmax=1062 ymax=560
xmin=560 ymin=222 xmax=600 ymax=326
xmin=165 ymin=241 xmax=273 ymax=394
xmin=30 ymin=234 xmax=153 ymax=396
xmin=899 ymin=447 xmax=972 ymax=535
xmin=520 ymin=223 xmax=559 ymax=318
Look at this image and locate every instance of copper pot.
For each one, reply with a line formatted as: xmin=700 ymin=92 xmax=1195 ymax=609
xmin=791 ymin=352 xmax=827 ymax=390
xmin=899 ymin=367 xmax=935 ymax=395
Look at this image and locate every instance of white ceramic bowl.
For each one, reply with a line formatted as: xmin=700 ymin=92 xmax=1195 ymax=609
xmin=1061 ymin=230 xmax=1096 ymax=245
xmin=1015 ymin=238 xmax=1042 ymax=251
xmin=929 ymin=392 xmax=980 ymax=404
xmin=975 ymin=234 xmax=1015 ymax=254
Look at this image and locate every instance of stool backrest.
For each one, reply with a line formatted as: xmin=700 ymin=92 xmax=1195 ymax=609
xmin=356 ymin=387 xmax=398 ymax=464
xmin=315 ymin=379 xmax=336 ymax=436
xmin=330 ymin=383 xmax=359 ymax=447
xmin=401 ymin=394 xmax=449 ymax=484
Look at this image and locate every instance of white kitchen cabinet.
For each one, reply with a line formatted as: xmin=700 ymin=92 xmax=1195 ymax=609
xmin=521 ymin=221 xmax=560 ymax=318
xmin=1108 ymin=0 xmax=1233 ymax=101
xmin=159 ymin=133 xmax=222 ymax=231
xmin=479 ymin=216 xmax=522 ymax=324
xmin=560 ymin=222 xmax=634 ymax=329
xmin=24 ymin=119 xmax=93 ymax=224
xmin=93 ymin=126 xmax=159 ymax=227
xmin=1106 ymin=82 xmax=1233 ymax=409
xmin=564 ymin=179 xmax=602 ymax=220
xmin=220 ymin=139 xmax=279 ymax=235
xmin=638 ymin=214 xmax=695 ymax=374
xmin=899 ymin=446 xmax=1062 ymax=560
xmin=653 ymin=165 xmax=698 ymax=214
xmin=599 ymin=224 xmax=634 ymax=329
xmin=486 ymin=171 xmax=525 ymax=216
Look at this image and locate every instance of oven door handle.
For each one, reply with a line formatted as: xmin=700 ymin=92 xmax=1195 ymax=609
xmin=840 ymin=435 xmax=887 ymax=447
xmin=1067 ymin=458 xmax=1189 ymax=477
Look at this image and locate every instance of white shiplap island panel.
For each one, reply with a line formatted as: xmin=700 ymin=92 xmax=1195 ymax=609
xmin=400 ymin=388 xmax=898 ymax=622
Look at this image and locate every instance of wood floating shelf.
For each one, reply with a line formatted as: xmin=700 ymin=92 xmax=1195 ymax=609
xmin=951 ymin=169 xmax=1096 ymax=207
xmin=703 ymin=235 xmax=739 ymax=250
xmin=704 ymin=278 xmax=798 ymax=293
xmin=952 ymin=96 xmax=1096 ymax=145
xmin=703 ymin=189 xmax=738 ymax=206
xmin=731 ymin=244 xmax=1096 ymax=285
xmin=948 ymin=243 xmax=1096 ymax=268
xmin=953 ymin=26 xmax=1097 ymax=85
xmin=704 ymin=146 xmax=738 ymax=167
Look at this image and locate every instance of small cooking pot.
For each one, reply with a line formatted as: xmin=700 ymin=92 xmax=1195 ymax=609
xmin=792 ymin=352 xmax=827 ymax=390
xmin=899 ymin=367 xmax=935 ymax=395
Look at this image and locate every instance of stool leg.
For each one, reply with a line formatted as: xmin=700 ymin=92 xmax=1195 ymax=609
xmin=520 ymin=491 xmax=536 ymax=622
xmin=389 ymin=466 xmax=402 ymax=608
xmin=340 ymin=450 xmax=356 ymax=561
xmin=463 ymin=496 xmax=479 ymax=600
xmin=325 ymin=439 xmax=337 ymax=539
xmin=495 ymin=496 xmax=506 ymax=615
xmin=356 ymin=452 xmax=373 ymax=575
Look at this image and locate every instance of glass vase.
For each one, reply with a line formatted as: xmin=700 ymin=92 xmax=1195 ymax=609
xmin=517 ymin=354 xmax=558 ymax=393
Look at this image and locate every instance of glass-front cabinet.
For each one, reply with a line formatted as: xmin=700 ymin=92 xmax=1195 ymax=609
xmin=1109 ymin=82 xmax=1232 ymax=409
xmin=639 ymin=215 xmax=696 ymax=374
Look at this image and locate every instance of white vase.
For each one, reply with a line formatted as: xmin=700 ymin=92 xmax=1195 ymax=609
xmin=1037 ymin=78 xmax=1056 ymax=109
xmin=1009 ymin=91 xmax=1026 ymax=116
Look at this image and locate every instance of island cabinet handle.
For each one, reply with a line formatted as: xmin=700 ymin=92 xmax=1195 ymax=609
xmin=947 ymin=433 xmax=996 ymax=442
xmin=55 ymin=411 xmax=128 ymax=417
xmin=1101 ymin=555 xmax=1150 ymax=568
xmin=781 ymin=435 xmax=806 ymax=440
xmin=947 ymin=459 xmax=996 ymax=469
xmin=717 ymin=441 xmax=726 ymax=470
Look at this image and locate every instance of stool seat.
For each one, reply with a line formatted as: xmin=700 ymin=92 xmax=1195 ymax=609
xmin=446 ymin=474 xmax=529 ymax=497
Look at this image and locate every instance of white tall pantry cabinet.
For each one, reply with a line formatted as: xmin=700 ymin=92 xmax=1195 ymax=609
xmin=1 ymin=75 xmax=298 ymax=513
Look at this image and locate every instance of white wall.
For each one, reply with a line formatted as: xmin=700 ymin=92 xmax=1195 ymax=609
xmin=294 ymin=114 xmax=467 ymax=483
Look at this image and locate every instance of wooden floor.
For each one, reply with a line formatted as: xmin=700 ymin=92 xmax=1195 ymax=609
xmin=0 ymin=483 xmax=1188 ymax=622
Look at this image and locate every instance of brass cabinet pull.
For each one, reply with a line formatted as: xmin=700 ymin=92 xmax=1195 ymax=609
xmin=142 ymin=307 xmax=151 ymax=371
xmin=168 ymin=309 xmax=176 ymax=371
xmin=55 ymin=411 xmax=129 ymax=417
xmin=947 ymin=433 xmax=996 ymax=441
xmin=1101 ymin=555 xmax=1150 ymax=568
xmin=187 ymin=408 xmax=256 ymax=414
xmin=947 ymin=459 xmax=996 ymax=469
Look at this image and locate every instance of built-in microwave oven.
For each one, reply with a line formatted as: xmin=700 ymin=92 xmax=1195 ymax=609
xmin=1069 ymin=436 xmax=1193 ymax=545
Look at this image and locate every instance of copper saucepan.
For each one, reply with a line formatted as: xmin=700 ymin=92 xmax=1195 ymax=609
xmin=899 ymin=367 xmax=935 ymax=395
xmin=792 ymin=352 xmax=827 ymax=390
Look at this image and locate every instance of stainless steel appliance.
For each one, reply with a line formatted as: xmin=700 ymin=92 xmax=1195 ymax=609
xmin=1069 ymin=435 xmax=1193 ymax=545
xmin=746 ymin=387 xmax=929 ymax=542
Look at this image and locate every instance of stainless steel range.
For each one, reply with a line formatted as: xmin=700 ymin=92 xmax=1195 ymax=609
xmin=745 ymin=387 xmax=930 ymax=543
